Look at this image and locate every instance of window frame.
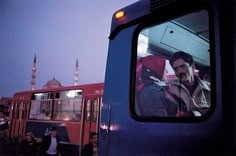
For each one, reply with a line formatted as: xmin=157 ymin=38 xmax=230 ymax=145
xmin=129 ymin=7 xmax=216 ymax=122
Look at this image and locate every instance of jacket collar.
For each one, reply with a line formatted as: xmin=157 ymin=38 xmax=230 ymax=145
xmin=168 ymin=76 xmax=210 ymax=91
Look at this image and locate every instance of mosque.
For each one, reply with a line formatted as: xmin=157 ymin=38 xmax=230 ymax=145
xmin=31 ymin=54 xmax=79 ymax=90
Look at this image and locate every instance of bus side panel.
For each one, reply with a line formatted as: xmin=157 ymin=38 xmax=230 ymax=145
xmin=64 ymin=123 xmax=81 ymax=145
xmin=100 ymin=14 xmax=224 ymax=156
xmin=82 ymin=85 xmax=104 ymax=95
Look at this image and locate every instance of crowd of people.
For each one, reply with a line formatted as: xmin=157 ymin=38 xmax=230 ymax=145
xmin=16 ymin=128 xmax=98 ymax=156
xmin=18 ymin=127 xmax=61 ymax=156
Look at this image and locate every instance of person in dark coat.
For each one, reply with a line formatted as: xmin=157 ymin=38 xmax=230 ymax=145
xmin=81 ymin=132 xmax=98 ymax=156
xmin=41 ymin=127 xmax=61 ymax=156
xmin=135 ymin=55 xmax=178 ymax=117
xmin=19 ymin=132 xmax=37 ymax=156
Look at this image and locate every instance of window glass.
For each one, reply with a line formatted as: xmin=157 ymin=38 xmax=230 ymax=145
xmin=86 ymin=100 xmax=91 ymax=121
xmin=33 ymin=92 xmax=53 ymax=100
xmin=29 ymin=89 xmax=82 ymax=121
xmin=134 ymin=10 xmax=211 ymax=118
xmin=53 ymin=98 xmax=81 ymax=121
xmin=57 ymin=90 xmax=82 ymax=98
xmin=22 ymin=103 xmax=28 ymax=119
xmin=13 ymin=102 xmax=20 ymax=119
xmin=53 ymin=90 xmax=82 ymax=121
xmin=93 ymin=99 xmax=98 ymax=122
xmin=29 ymin=99 xmax=52 ymax=120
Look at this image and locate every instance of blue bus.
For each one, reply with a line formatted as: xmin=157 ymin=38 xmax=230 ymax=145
xmin=100 ymin=0 xmax=236 ymax=155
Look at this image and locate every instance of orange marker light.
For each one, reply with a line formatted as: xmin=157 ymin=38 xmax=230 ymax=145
xmin=115 ymin=11 xmax=125 ymax=19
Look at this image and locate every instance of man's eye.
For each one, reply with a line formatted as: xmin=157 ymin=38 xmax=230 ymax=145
xmin=180 ymin=64 xmax=186 ymax=68
xmin=173 ymin=67 xmax=178 ymax=71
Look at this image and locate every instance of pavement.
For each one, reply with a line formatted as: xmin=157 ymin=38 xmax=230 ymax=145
xmin=0 ymin=129 xmax=80 ymax=156
xmin=0 ymin=134 xmax=80 ymax=156
xmin=0 ymin=130 xmax=25 ymax=156
xmin=0 ymin=140 xmax=19 ymax=156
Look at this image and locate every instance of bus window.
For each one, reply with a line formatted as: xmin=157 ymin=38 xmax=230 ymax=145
xmin=53 ymin=90 xmax=82 ymax=121
xmin=86 ymin=100 xmax=91 ymax=121
xmin=134 ymin=10 xmax=211 ymax=120
xmin=13 ymin=102 xmax=20 ymax=119
xmin=29 ymin=92 xmax=53 ymax=120
xmin=22 ymin=102 xmax=28 ymax=119
xmin=29 ymin=100 xmax=52 ymax=120
xmin=33 ymin=92 xmax=53 ymax=100
xmin=93 ymin=99 xmax=98 ymax=122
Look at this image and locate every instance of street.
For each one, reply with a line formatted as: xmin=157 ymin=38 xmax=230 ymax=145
xmin=0 ymin=134 xmax=79 ymax=156
xmin=0 ymin=140 xmax=18 ymax=156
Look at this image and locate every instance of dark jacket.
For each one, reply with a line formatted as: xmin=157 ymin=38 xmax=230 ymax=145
xmin=81 ymin=142 xmax=94 ymax=156
xmin=41 ymin=135 xmax=60 ymax=155
xmin=136 ymin=82 xmax=178 ymax=117
xmin=19 ymin=138 xmax=37 ymax=156
xmin=135 ymin=63 xmax=178 ymax=117
xmin=168 ymin=76 xmax=210 ymax=116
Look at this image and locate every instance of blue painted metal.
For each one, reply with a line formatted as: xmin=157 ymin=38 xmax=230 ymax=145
xmin=99 ymin=0 xmax=230 ymax=155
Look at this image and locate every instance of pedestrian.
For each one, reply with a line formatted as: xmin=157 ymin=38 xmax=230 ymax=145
xmin=18 ymin=132 xmax=37 ymax=156
xmin=81 ymin=132 xmax=98 ymax=156
xmin=41 ymin=127 xmax=61 ymax=156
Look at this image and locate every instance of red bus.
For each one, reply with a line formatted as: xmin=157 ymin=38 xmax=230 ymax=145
xmin=8 ymin=82 xmax=103 ymax=155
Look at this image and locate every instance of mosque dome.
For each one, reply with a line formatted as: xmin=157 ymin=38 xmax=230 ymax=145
xmin=43 ymin=77 xmax=62 ymax=89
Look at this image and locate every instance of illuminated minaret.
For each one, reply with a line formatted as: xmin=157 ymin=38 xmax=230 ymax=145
xmin=31 ymin=54 xmax=36 ymax=90
xmin=74 ymin=58 xmax=79 ymax=85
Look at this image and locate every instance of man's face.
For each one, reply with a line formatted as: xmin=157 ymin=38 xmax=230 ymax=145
xmin=90 ymin=135 xmax=97 ymax=146
xmin=51 ymin=130 xmax=57 ymax=137
xmin=172 ymin=58 xmax=195 ymax=83
xmin=26 ymin=134 xmax=32 ymax=141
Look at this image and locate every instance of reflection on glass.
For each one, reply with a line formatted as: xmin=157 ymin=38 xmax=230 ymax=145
xmin=86 ymin=100 xmax=91 ymax=121
xmin=30 ymin=90 xmax=82 ymax=121
xmin=135 ymin=10 xmax=211 ymax=118
xmin=93 ymin=99 xmax=98 ymax=122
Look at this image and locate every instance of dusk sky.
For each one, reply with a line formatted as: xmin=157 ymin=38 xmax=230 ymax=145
xmin=0 ymin=0 xmax=139 ymax=97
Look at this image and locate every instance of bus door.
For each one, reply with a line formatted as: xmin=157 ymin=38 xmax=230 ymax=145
xmin=10 ymin=101 xmax=28 ymax=142
xmin=80 ymin=95 xmax=102 ymax=148
xmin=10 ymin=101 xmax=19 ymax=141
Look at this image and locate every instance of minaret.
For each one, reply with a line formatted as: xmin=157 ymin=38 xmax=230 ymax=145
xmin=31 ymin=54 xmax=36 ymax=90
xmin=74 ymin=58 xmax=79 ymax=85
